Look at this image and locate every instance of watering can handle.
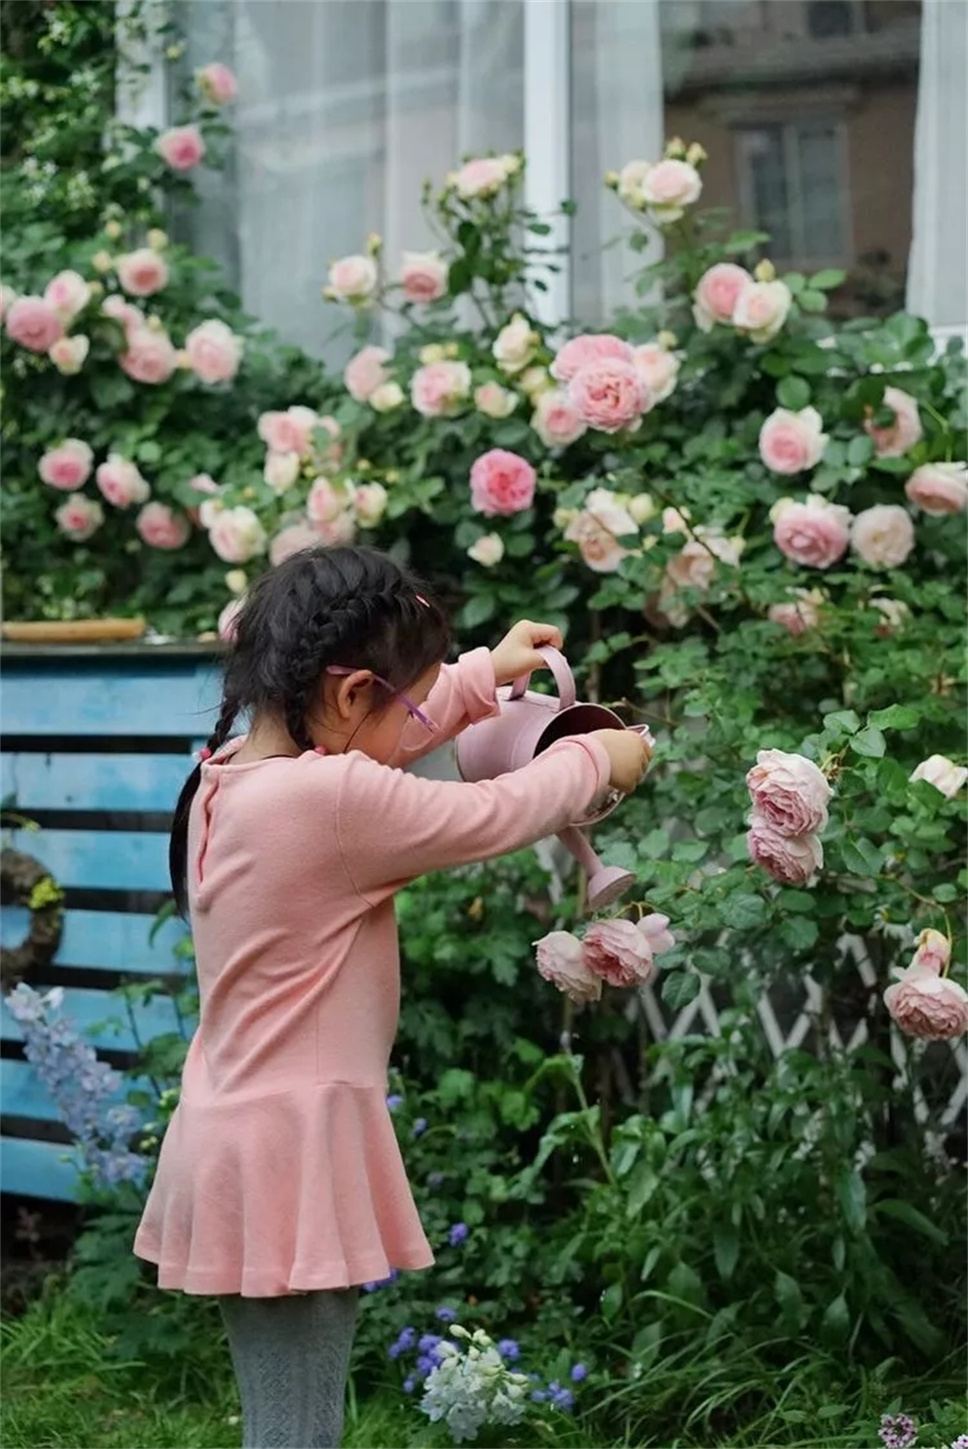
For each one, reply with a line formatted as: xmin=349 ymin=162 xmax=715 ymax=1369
xmin=508 ymin=646 xmax=577 ymax=711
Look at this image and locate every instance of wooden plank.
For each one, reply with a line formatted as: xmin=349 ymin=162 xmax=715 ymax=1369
xmin=0 ymin=1136 xmax=82 ymax=1201
xmin=8 ymin=829 xmax=170 ymax=893
xmin=2 ymin=661 xmax=221 ymax=737
xmin=1 ymin=985 xmax=191 ymax=1052
xmin=1 ymin=752 xmax=193 ymax=814
xmin=0 ymin=1059 xmax=152 ymax=1123
xmin=0 ymin=907 xmax=188 ymax=975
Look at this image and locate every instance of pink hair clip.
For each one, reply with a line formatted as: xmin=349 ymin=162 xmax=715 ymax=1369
xmin=196 ymin=746 xmax=212 ymax=762
xmin=415 ymin=593 xmax=429 ymax=607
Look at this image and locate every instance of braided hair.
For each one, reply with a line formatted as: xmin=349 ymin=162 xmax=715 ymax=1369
xmin=169 ymin=546 xmax=451 ymax=915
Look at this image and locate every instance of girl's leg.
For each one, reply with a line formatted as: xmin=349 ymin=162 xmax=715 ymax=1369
xmin=219 ymin=1289 xmax=358 ymax=1449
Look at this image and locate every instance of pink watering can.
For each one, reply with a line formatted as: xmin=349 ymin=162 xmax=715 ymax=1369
xmin=456 ymin=647 xmax=653 ymax=912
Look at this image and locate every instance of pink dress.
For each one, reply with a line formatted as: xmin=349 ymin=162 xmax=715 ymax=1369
xmin=134 ymin=648 xmax=610 ymax=1296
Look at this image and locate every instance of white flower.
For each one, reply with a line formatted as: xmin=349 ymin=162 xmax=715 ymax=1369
xmin=263 ymin=451 xmax=301 ymax=494
xmin=492 ymin=313 xmax=539 ymax=375
xmin=910 ymin=754 xmax=968 ymax=800
xmin=369 ymin=380 xmax=405 ymax=413
xmin=467 ymin=533 xmax=505 ymax=568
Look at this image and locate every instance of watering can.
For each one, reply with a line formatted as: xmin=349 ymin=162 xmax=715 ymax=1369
xmin=456 ymin=647 xmax=653 ymax=912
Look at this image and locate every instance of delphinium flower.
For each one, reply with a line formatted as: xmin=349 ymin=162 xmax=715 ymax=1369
xmin=388 ymin=1326 xmax=417 ymax=1359
xmin=386 ymin=1093 xmax=404 ymax=1111
xmin=448 ymin=1222 xmax=469 ymax=1247
xmin=879 ymin=1414 xmax=918 ymax=1449
xmin=547 ymin=1381 xmax=575 ymax=1412
xmin=436 ymin=1305 xmax=458 ymax=1323
xmin=362 ymin=1268 xmax=399 ymax=1293
xmin=420 ymin=1326 xmax=530 ymax=1445
xmin=570 ymin=1362 xmax=589 ymax=1382
xmin=497 ymin=1339 xmax=520 ymax=1361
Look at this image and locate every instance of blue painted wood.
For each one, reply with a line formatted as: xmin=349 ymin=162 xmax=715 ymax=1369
xmin=0 ymin=1136 xmax=82 ymax=1201
xmin=1 ymin=985 xmax=190 ymax=1053
xmin=9 ymin=828 xmax=170 ymax=893
xmin=2 ymin=660 xmax=221 ymax=737
xmin=1 ymin=752 xmax=193 ymax=813
xmin=0 ymin=907 xmax=188 ymax=974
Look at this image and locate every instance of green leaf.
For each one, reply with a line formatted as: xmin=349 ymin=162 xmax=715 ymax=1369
xmin=835 ymin=1167 xmax=867 ymax=1232
xmin=823 ymin=710 xmax=861 ymax=736
xmin=810 ymin=268 xmax=847 ymax=290
xmin=667 ymin=1261 xmax=703 ymax=1307
xmin=798 ymin=289 xmax=827 ymax=313
xmin=713 ymin=1225 xmax=739 ymax=1280
xmin=841 ymin=837 xmax=883 ymax=878
xmin=630 ymin=1321 xmax=662 ymax=1368
xmin=820 ymin=1292 xmax=850 ymax=1345
xmin=626 ymin=1161 xmax=659 ymax=1216
xmin=776 ymin=376 xmax=811 ymax=410
xmin=662 ymin=972 xmax=701 ymax=1010
xmin=459 ymin=593 xmax=496 ymax=629
xmin=779 ymin=916 xmax=818 ymax=951
xmin=846 ymin=434 xmax=874 ymax=467
xmin=774 ymin=1271 xmax=806 ymax=1332
xmin=447 ymin=257 xmax=473 ymax=296
xmin=601 ymin=1282 xmax=623 ymax=1323
xmin=720 ymin=893 xmax=768 ymax=929
xmin=868 ymin=704 xmax=920 ymax=731
xmin=875 ymin=1198 xmax=948 ymax=1246
xmin=850 ymin=726 xmax=886 ymax=759
xmin=776 ymin=889 xmax=816 ymax=914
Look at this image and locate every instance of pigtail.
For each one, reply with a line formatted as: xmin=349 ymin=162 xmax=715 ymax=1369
xmin=169 ymin=694 xmax=240 ymax=918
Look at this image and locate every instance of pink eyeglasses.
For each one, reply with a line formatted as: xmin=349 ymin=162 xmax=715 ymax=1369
xmin=326 ymin=666 xmax=438 ymax=733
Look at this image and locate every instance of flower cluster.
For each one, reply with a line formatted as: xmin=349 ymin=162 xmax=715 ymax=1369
xmin=693 ymin=258 xmax=793 ymax=343
xmin=608 ymin=137 xmax=706 ymax=226
xmin=878 ymin=1413 xmax=918 ymax=1449
xmin=416 ymin=1325 xmax=529 ymax=1444
xmin=36 ymin=436 xmax=192 ymax=547
xmin=534 ymin=913 xmax=675 ymax=1005
xmin=883 ymin=929 xmax=968 ymax=1042
xmin=745 ymin=749 xmax=832 ymax=886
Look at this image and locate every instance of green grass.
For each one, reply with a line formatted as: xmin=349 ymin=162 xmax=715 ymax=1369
xmin=2 ymin=1296 xmax=964 ymax=1449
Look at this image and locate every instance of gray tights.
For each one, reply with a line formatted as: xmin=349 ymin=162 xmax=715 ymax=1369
xmin=220 ymin=1290 xmax=359 ymax=1449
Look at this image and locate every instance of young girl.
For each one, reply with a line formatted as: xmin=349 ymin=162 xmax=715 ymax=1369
xmin=135 ymin=545 xmax=650 ymax=1449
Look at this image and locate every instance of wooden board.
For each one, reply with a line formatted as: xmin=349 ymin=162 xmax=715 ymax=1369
xmin=2 ymin=619 xmax=147 ymax=644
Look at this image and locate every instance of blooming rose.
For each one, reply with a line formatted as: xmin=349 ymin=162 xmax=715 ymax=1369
xmin=492 ymin=314 xmax=540 ymax=375
xmin=469 ymin=448 xmax=536 ymax=517
xmin=156 ymin=125 xmax=206 ymax=171
xmin=531 ymin=389 xmax=587 ymax=449
xmin=326 ymin=254 xmax=378 ymax=305
xmin=628 ymin=493 xmax=657 ymax=524
xmin=96 ymin=454 xmax=151 ymax=508
xmin=307 ymin=477 xmax=354 ymax=525
xmin=904 ymin=462 xmax=967 ymax=516
xmin=693 ymin=263 xmax=753 ymax=331
xmin=638 ymin=913 xmax=675 ymax=956
xmin=768 ymin=588 xmax=825 ymax=636
xmin=909 ymin=754 xmax=968 ymax=799
xmin=6 ymin=296 xmax=64 ymax=352
xmin=519 ymin=365 xmax=552 ymax=397
xmin=565 ymin=513 xmax=630 ymax=574
xmin=102 ymin=295 xmax=143 ymax=335
xmin=313 ymin=510 xmax=357 ymax=547
xmin=38 ymin=439 xmax=93 ymax=491
xmin=864 ymin=387 xmax=923 ymax=458
xmin=400 ymin=251 xmax=448 ymax=304
xmin=614 ymin=160 xmax=651 ymax=210
xmin=569 ymin=359 xmax=649 ymax=433
xmin=411 ymin=360 xmax=472 ymax=417
xmin=452 ymin=155 xmax=513 ymax=200
xmin=467 ymin=533 xmax=505 ymax=568
xmin=44 ymin=270 xmax=91 ymax=322
xmin=197 ymin=62 xmax=238 ymax=105
xmin=198 ymin=496 xmax=224 ymax=530
xmin=551 ymin=333 xmax=632 ymax=384
xmin=268 ymin=523 xmax=319 ymax=567
xmin=344 ymin=345 xmax=391 ymax=402
xmin=746 ymin=816 xmax=823 ymax=885
xmin=218 ymin=598 xmax=244 ymax=642
xmin=136 ymin=501 xmax=191 ymax=550
xmin=659 ymin=530 xmax=743 ymax=621
xmin=631 ymin=343 xmax=679 ymax=404
xmin=584 ymin=487 xmax=639 ymax=540
xmin=911 ymin=928 xmax=951 ymax=974
xmin=733 ymin=280 xmax=792 ymax=343
xmin=534 ymin=931 xmax=602 ymax=1005
xmin=48 ymin=334 xmax=90 ymax=375
xmin=746 ymin=749 xmax=831 ymax=836
xmin=884 ymin=960 xmax=968 ymax=1042
xmin=263 ymin=451 xmax=301 ymax=494
xmin=850 ymin=504 xmax=915 ymax=569
xmin=638 ymin=158 xmax=702 ymax=222
xmin=370 ymin=381 xmax=405 ymax=413
xmin=772 ymin=495 xmax=851 ymax=569
xmin=474 ymin=382 xmax=518 ymax=419
xmin=582 ymin=919 xmax=655 ymax=988
xmin=354 ymin=482 xmax=388 ymax=528
xmin=208 ymin=505 xmax=267 ymax=563
xmin=759 ymin=407 xmax=828 ymax=475
xmin=117 ymin=248 xmax=169 ymax=297
xmin=257 ymin=407 xmax=318 ymax=457
xmin=185 ymin=319 xmax=244 ymax=384
xmin=55 ymin=495 xmax=103 ymax=542
xmin=120 ymin=325 xmax=177 ymax=384
xmin=870 ymin=596 xmax=910 ymax=635
xmin=191 ymin=473 xmax=220 ymax=497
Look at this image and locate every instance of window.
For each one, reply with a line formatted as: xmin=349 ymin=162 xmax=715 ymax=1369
xmin=736 ymin=119 xmax=849 ymax=269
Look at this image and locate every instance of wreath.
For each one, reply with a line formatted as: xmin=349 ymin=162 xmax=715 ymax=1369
xmin=0 ymin=848 xmax=64 ymax=992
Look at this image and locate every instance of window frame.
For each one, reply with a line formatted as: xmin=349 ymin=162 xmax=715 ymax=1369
xmin=734 ymin=114 xmax=854 ymax=273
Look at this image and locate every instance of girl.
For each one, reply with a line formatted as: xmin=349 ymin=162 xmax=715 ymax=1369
xmin=135 ymin=545 xmax=650 ymax=1449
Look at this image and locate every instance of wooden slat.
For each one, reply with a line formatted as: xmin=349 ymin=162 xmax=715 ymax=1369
xmin=0 ymin=907 xmax=188 ymax=975
xmin=8 ymin=829 xmax=170 ymax=893
xmin=2 ymin=661 xmax=220 ymax=737
xmin=1 ymin=986 xmax=190 ymax=1052
xmin=0 ymin=1136 xmax=82 ymax=1201
xmin=1 ymin=752 xmax=192 ymax=813
xmin=0 ymin=1059 xmax=152 ymax=1123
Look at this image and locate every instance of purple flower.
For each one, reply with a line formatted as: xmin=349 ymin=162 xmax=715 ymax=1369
xmin=878 ymin=1415 xmax=918 ymax=1449
xmin=570 ymin=1362 xmax=588 ymax=1382
xmin=402 ymin=1376 xmax=416 ymax=1394
xmin=418 ymin=1333 xmax=442 ymax=1354
xmin=388 ymin=1341 xmax=404 ymax=1360
xmin=397 ymin=1326 xmax=417 ymax=1351
xmin=549 ymin=1381 xmax=574 ymax=1412
xmin=448 ymin=1222 xmax=469 ymax=1247
xmin=949 ymin=1437 xmax=968 ymax=1449
xmin=416 ymin=1354 xmax=435 ymax=1375
xmin=531 ymin=1390 xmax=547 ymax=1403
xmin=435 ymin=1306 xmax=457 ymax=1323
xmin=412 ymin=1117 xmax=427 ymax=1138
xmin=497 ymin=1339 xmax=520 ymax=1361
xmin=363 ymin=1269 xmax=399 ymax=1293
xmin=386 ymin=1093 xmax=404 ymax=1111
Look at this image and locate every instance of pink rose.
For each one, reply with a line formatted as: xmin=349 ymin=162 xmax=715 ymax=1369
xmin=327 ymin=254 xmax=378 ymax=305
xmin=746 ymin=817 xmax=823 ymax=885
xmin=884 ymin=961 xmax=968 ymax=1042
xmin=96 ymin=454 xmax=151 ymax=508
xmin=344 ymin=345 xmax=391 ymax=403
xmin=639 ymin=158 xmax=702 ymax=222
xmin=904 ymin=462 xmax=967 ymax=516
xmin=746 ymin=748 xmax=832 ymax=836
xmin=55 ymin=495 xmax=103 ymax=541
xmin=565 ymin=513 xmax=629 ymax=574
xmin=197 ymin=62 xmax=238 ymax=105
xmin=156 ymin=125 xmax=206 ymax=171
xmin=850 ymin=504 xmax=915 ymax=569
xmin=662 ymin=530 xmax=743 ymax=613
xmin=44 ymin=270 xmax=91 ymax=321
xmin=534 ymin=931 xmax=602 ymax=1005
xmin=257 ymin=407 xmax=318 ymax=458
xmin=582 ymin=919 xmax=655 ymax=989
xmin=269 ymin=523 xmax=319 ymax=567
xmin=117 ymin=248 xmax=169 ymax=298
xmin=759 ymin=407 xmax=828 ymax=474
xmin=190 ymin=473 xmax=220 ymax=496
xmin=120 ymin=325 xmax=177 ymax=385
xmin=102 ymin=295 xmax=143 ymax=335
xmin=638 ymin=913 xmax=675 ymax=956
xmin=864 ymin=387 xmax=923 ymax=458
xmin=263 ymin=451 xmax=301 ymax=493
xmin=910 ymin=928 xmax=951 ymax=974
xmin=354 ymin=482 xmax=388 ymax=528
xmin=693 ymin=263 xmax=753 ymax=331
xmin=307 ymin=477 xmax=353 ymax=526
xmin=400 ymin=251 xmax=448 ymax=304
xmin=218 ymin=598 xmax=244 ymax=643
xmin=48 ymin=335 xmax=90 ymax=375
xmin=909 ymin=754 xmax=968 ymax=799
xmin=452 ymin=156 xmax=513 ymax=200
xmin=411 ymin=360 xmax=472 ymax=418
xmin=569 ymin=359 xmax=650 ymax=434
xmin=550 ymin=333 xmax=633 ymax=384
xmin=474 ymin=382 xmax=518 ymax=420
xmin=313 ymin=511 xmax=357 ymax=547
xmin=469 ymin=448 xmax=536 ymax=517
xmin=772 ymin=495 xmax=851 ymax=569
xmin=185 ymin=319 xmax=244 ymax=384
xmin=732 ymin=280 xmax=792 ymax=343
xmin=631 ymin=343 xmax=680 ymax=404
xmin=531 ymin=389 xmax=587 ymax=448
xmin=38 ymin=439 xmax=93 ymax=491
xmin=768 ymin=589 xmax=824 ymax=636
xmin=136 ymin=501 xmax=191 ymax=550
xmin=6 ymin=296 xmax=64 ymax=352
xmin=208 ymin=505 xmax=267 ymax=563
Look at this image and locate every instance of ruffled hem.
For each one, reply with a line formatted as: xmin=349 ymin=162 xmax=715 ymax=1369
xmin=134 ymin=1081 xmax=434 ymax=1297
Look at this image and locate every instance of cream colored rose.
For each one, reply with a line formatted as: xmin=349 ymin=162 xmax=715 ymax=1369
xmin=904 ymin=462 xmax=967 ymax=516
xmin=631 ymin=343 xmax=680 ymax=403
xmin=369 ymin=381 xmax=405 ymax=413
xmin=467 ymin=533 xmax=505 ymax=568
xmin=326 ymin=254 xmax=378 ymax=305
xmin=493 ymin=314 xmax=539 ymax=375
xmin=850 ymin=504 xmax=915 ymax=569
xmin=733 ymin=280 xmax=792 ymax=343
xmin=474 ymin=382 xmax=518 ymax=419
xmin=909 ymin=754 xmax=968 ymax=799
xmin=354 ymin=482 xmax=388 ymax=528
xmin=627 ymin=493 xmax=656 ymax=525
xmin=263 ymin=451 xmax=301 ymax=494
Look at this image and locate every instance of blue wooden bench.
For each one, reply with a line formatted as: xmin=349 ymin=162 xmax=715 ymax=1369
xmin=1 ymin=644 xmax=222 ymax=1201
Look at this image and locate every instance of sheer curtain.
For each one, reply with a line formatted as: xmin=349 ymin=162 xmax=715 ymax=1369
xmin=177 ymin=1 xmax=524 ymax=363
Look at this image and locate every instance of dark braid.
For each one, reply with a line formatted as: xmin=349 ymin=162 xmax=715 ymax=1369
xmin=168 ymin=546 xmax=450 ymax=916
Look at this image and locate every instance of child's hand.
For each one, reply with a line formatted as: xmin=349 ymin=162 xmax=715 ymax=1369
xmin=590 ymin=729 xmax=653 ymax=795
xmin=490 ymin=620 xmax=564 ymax=687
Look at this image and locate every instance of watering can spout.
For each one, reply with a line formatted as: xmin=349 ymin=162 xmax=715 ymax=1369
xmin=557 ymin=826 xmax=636 ymax=913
